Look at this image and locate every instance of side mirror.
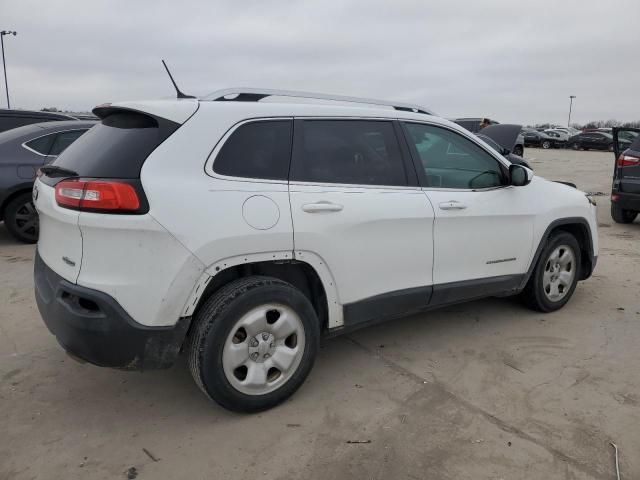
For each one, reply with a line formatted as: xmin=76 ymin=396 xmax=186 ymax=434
xmin=509 ymin=164 xmax=532 ymax=186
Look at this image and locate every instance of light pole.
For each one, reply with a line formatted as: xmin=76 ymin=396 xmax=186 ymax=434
xmin=567 ymin=95 xmax=576 ymax=127
xmin=1 ymin=30 xmax=17 ymax=109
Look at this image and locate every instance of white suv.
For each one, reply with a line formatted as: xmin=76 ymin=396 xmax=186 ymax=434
xmin=33 ymin=89 xmax=598 ymax=412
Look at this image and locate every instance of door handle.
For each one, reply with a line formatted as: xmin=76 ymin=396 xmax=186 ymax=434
xmin=439 ymin=201 xmax=467 ymax=210
xmin=302 ymin=202 xmax=344 ymax=213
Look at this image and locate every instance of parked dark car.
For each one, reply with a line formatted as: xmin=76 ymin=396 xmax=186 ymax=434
xmin=522 ymin=130 xmax=565 ymax=149
xmin=0 ymin=120 xmax=96 ymax=242
xmin=454 ymin=117 xmax=524 ymax=156
xmin=610 ymin=127 xmax=640 ymax=223
xmin=0 ymin=109 xmax=81 ymax=134
xmin=475 ymin=124 xmax=531 ymax=169
xmin=568 ymin=131 xmax=630 ymax=151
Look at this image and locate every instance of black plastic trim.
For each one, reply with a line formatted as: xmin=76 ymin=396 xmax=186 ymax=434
xmin=519 ymin=217 xmax=596 ymax=287
xmin=334 ymin=274 xmax=524 ymax=337
xmin=430 ymin=274 xmax=524 ymax=306
xmin=34 ymin=251 xmax=189 ymax=370
xmin=342 ymin=286 xmax=432 ymax=328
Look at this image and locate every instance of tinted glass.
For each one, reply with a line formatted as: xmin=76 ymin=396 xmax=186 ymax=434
xmin=48 ymin=130 xmax=87 ymax=156
xmin=476 ymin=134 xmax=502 ymax=152
xmin=213 ymin=120 xmax=292 ymax=180
xmin=291 ymin=120 xmax=406 ymax=186
xmin=24 ymin=133 xmax=56 ymax=155
xmin=404 ymin=123 xmax=504 ymax=189
xmin=53 ymin=112 xmax=177 ymax=178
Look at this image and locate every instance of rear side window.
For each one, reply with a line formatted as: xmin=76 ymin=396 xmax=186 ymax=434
xmin=48 ymin=130 xmax=88 ymax=156
xmin=52 ymin=111 xmax=178 ymax=178
xmin=24 ymin=133 xmax=56 ymax=155
xmin=213 ymin=120 xmax=292 ymax=180
xmin=291 ymin=120 xmax=407 ymax=186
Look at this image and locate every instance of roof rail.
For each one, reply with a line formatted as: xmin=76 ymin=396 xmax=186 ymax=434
xmin=201 ymin=88 xmax=433 ymax=115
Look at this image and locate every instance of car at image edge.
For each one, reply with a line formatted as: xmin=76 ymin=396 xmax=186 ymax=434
xmin=33 ymin=89 xmax=599 ymax=412
xmin=610 ymin=127 xmax=640 ymax=223
xmin=0 ymin=120 xmax=96 ymax=242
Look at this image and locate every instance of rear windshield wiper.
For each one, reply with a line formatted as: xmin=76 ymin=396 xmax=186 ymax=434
xmin=39 ymin=165 xmax=79 ymax=178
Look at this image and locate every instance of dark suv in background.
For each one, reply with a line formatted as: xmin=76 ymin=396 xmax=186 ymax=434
xmin=611 ymin=127 xmax=640 ymax=223
xmin=454 ymin=117 xmax=524 ymax=156
xmin=0 ymin=120 xmax=96 ymax=242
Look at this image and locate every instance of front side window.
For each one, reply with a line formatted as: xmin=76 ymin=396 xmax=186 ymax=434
xmin=213 ymin=120 xmax=292 ymax=180
xmin=48 ymin=130 xmax=88 ymax=156
xmin=291 ymin=120 xmax=406 ymax=186
xmin=404 ymin=122 xmax=505 ymax=189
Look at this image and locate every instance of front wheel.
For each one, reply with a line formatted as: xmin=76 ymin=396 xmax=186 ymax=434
xmin=611 ymin=204 xmax=637 ymax=224
xmin=4 ymin=192 xmax=39 ymax=243
xmin=542 ymin=140 xmax=551 ymax=149
xmin=513 ymin=145 xmax=524 ymax=157
xmin=521 ymin=232 xmax=581 ymax=312
xmin=188 ymin=276 xmax=320 ymax=412
xmin=572 ymin=142 xmax=580 ymax=150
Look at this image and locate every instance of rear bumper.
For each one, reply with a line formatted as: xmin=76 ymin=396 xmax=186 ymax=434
xmin=34 ymin=250 xmax=190 ymax=370
xmin=612 ymin=191 xmax=640 ymax=212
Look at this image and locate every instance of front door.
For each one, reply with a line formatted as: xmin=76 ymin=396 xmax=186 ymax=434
xmin=401 ymin=121 xmax=535 ymax=291
xmin=288 ymin=119 xmax=435 ymax=322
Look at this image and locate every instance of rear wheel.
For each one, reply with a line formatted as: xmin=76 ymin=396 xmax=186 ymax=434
xmin=188 ymin=276 xmax=320 ymax=412
xmin=608 ymin=144 xmax=614 ymax=152
xmin=521 ymin=232 xmax=581 ymax=312
xmin=4 ymin=192 xmax=39 ymax=243
xmin=572 ymin=142 xmax=580 ymax=150
xmin=611 ymin=204 xmax=637 ymax=224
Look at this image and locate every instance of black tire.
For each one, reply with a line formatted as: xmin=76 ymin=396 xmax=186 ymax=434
xmin=4 ymin=192 xmax=39 ymax=243
xmin=607 ymin=144 xmax=614 ymax=152
xmin=188 ymin=276 xmax=320 ymax=412
xmin=513 ymin=145 xmax=524 ymax=157
xmin=611 ymin=204 xmax=637 ymax=224
xmin=542 ymin=140 xmax=551 ymax=149
xmin=572 ymin=142 xmax=580 ymax=150
xmin=521 ymin=232 xmax=581 ymax=313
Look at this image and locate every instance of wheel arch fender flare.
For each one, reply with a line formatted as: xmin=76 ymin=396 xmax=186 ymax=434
xmin=181 ymin=250 xmax=344 ymax=329
xmin=520 ymin=217 xmax=595 ymax=289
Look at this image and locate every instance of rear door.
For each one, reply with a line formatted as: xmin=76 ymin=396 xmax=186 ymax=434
xmin=612 ymin=127 xmax=640 ymax=196
xmin=288 ymin=119 xmax=435 ymax=321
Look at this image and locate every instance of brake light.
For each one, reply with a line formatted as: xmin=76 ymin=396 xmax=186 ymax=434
xmin=617 ymin=154 xmax=640 ymax=167
xmin=55 ymin=180 xmax=140 ymax=212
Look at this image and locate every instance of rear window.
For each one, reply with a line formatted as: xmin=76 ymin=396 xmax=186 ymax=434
xmin=52 ymin=111 xmax=178 ymax=178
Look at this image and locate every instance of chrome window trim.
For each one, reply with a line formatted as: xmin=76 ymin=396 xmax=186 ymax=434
xmin=20 ymin=128 xmax=89 ymax=157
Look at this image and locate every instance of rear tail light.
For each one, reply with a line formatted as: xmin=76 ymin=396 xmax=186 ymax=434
xmin=617 ymin=154 xmax=640 ymax=167
xmin=55 ymin=180 xmax=140 ymax=212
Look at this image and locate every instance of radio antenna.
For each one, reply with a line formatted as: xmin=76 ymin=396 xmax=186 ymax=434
xmin=161 ymin=60 xmax=195 ymax=99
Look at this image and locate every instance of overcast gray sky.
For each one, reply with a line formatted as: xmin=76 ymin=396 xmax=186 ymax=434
xmin=2 ymin=0 xmax=639 ymax=125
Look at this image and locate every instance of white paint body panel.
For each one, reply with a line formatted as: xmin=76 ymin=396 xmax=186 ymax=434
xmin=427 ymin=186 xmax=535 ymax=284
xmin=76 ymin=212 xmax=205 ymax=327
xmin=33 ymin=179 xmax=83 ymax=282
xmin=289 ymin=184 xmax=435 ymax=304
